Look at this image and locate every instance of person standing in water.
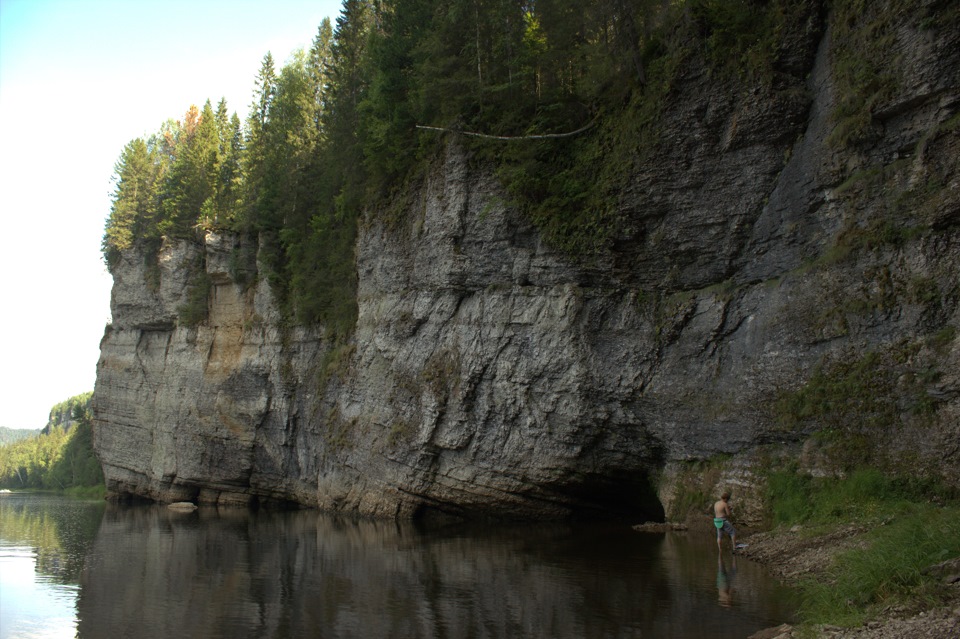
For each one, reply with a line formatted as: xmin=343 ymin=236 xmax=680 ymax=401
xmin=713 ymin=491 xmax=737 ymax=552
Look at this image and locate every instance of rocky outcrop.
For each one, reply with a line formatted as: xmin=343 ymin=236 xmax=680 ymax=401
xmin=43 ymin=392 xmax=92 ymax=435
xmin=95 ymin=232 xmax=329 ymax=507
xmin=93 ymin=3 xmax=960 ymax=518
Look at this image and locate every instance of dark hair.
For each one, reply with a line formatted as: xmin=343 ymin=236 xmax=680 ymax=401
xmin=721 ymin=492 xmax=731 ymax=500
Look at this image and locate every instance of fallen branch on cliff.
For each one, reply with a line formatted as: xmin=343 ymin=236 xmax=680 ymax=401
xmin=415 ymin=117 xmax=597 ymax=141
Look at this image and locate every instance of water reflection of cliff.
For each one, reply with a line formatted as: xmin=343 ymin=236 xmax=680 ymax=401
xmin=78 ymin=506 xmax=793 ymax=639
xmin=0 ymin=494 xmax=104 ymax=583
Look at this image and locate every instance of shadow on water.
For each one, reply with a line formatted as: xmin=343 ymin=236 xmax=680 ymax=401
xmin=1 ymin=494 xmax=796 ymax=638
xmin=78 ymin=506 xmax=794 ymax=638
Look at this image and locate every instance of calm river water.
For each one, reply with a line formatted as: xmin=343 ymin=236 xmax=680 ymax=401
xmin=0 ymin=492 xmax=795 ymax=638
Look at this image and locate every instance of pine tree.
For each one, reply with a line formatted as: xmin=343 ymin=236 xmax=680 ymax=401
xmin=306 ymin=18 xmax=334 ymax=145
xmin=359 ymin=0 xmax=435 ymax=195
xmin=241 ymin=52 xmax=277 ymax=231
xmin=194 ymin=99 xmax=223 ymax=228
xmin=277 ymin=2 xmax=375 ymax=329
xmin=251 ymin=52 xmax=277 ymax=133
xmin=103 ymin=137 xmax=161 ymax=268
xmin=323 ymin=0 xmax=375 ymax=215
xmin=158 ymin=102 xmax=220 ymax=236
xmin=209 ymin=98 xmax=243 ymax=226
xmin=262 ymin=51 xmax=313 ymax=229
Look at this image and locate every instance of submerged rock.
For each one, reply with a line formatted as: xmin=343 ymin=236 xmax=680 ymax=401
xmin=167 ymin=502 xmax=198 ymax=511
xmin=631 ymin=523 xmax=688 ymax=533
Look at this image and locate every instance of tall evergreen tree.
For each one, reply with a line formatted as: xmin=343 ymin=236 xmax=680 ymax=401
xmin=209 ymin=98 xmax=243 ymax=226
xmin=323 ymin=0 xmax=375 ymax=214
xmin=277 ymin=2 xmax=375 ymax=329
xmin=261 ymin=51 xmax=313 ymax=231
xmin=103 ymin=137 xmax=161 ymax=268
xmin=194 ymin=100 xmax=222 ymax=226
xmin=305 ymin=19 xmax=335 ymax=146
xmin=159 ymin=102 xmax=220 ymax=236
xmin=251 ymin=52 xmax=277 ymax=133
xmin=241 ymin=52 xmax=277 ymax=231
xmin=358 ymin=0 xmax=433 ymax=196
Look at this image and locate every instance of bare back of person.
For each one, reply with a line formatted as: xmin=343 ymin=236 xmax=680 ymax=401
xmin=714 ymin=499 xmax=732 ymax=519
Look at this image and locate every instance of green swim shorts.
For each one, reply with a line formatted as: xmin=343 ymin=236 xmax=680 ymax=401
xmin=715 ymin=518 xmax=736 ymax=537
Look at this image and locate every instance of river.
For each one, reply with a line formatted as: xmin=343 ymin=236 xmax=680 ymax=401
xmin=0 ymin=492 xmax=795 ymax=638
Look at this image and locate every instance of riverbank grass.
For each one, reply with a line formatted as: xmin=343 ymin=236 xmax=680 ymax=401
xmin=767 ymin=468 xmax=960 ymax=629
xmin=801 ymin=506 xmax=960 ymax=627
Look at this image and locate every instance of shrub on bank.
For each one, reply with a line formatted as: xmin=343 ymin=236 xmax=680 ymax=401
xmin=767 ymin=468 xmax=960 ymax=628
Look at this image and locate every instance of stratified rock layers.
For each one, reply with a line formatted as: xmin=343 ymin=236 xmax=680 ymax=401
xmin=93 ymin=6 xmax=960 ymax=518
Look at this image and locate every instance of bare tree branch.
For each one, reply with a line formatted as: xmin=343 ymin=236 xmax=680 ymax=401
xmin=415 ymin=117 xmax=598 ymax=141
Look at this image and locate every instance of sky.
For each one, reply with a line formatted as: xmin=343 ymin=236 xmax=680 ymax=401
xmin=0 ymin=0 xmax=344 ymax=429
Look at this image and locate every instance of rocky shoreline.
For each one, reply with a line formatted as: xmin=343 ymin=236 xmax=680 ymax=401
xmin=740 ymin=525 xmax=960 ymax=638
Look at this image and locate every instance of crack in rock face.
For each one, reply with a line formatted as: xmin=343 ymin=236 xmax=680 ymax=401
xmin=93 ymin=6 xmax=960 ymax=519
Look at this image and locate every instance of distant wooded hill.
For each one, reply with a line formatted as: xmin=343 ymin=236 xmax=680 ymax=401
xmin=0 ymin=427 xmax=41 ymax=446
xmin=0 ymin=393 xmax=103 ymax=490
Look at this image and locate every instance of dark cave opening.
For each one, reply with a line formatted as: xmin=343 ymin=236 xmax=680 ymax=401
xmin=410 ymin=468 xmax=666 ymax=524
xmin=552 ymin=469 xmax=666 ymax=523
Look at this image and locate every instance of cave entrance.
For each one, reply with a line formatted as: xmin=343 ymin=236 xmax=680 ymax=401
xmin=557 ymin=469 xmax=665 ymax=523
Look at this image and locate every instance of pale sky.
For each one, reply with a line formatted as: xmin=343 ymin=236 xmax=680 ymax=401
xmin=0 ymin=0 xmax=344 ymax=428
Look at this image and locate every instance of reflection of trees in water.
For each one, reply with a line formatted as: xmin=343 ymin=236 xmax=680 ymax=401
xmin=0 ymin=495 xmax=105 ymax=583
xmin=78 ymin=508 xmax=795 ymax=639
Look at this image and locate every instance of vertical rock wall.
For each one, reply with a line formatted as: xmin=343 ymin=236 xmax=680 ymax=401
xmin=93 ymin=5 xmax=960 ymax=518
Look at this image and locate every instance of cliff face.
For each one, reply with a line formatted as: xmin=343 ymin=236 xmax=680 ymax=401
xmin=43 ymin=392 xmax=92 ymax=435
xmin=93 ymin=4 xmax=960 ymax=519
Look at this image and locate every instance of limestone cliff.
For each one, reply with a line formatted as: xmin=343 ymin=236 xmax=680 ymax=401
xmin=93 ymin=4 xmax=960 ymax=519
